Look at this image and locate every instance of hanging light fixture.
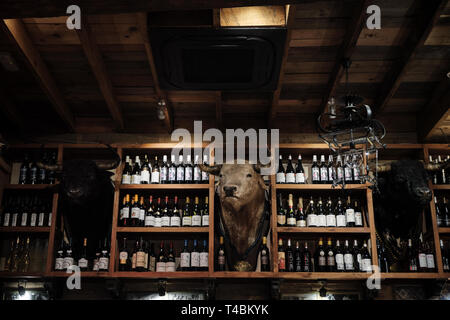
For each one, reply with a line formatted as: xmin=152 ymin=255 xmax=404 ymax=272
xmin=157 ymin=99 xmax=167 ymax=120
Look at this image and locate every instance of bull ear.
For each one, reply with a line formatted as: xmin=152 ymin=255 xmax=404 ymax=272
xmin=94 ymin=144 xmax=121 ymax=170
xmin=252 ymin=163 xmax=271 ymax=174
xmin=376 ymin=162 xmax=392 ymax=173
xmin=199 ymin=163 xmax=222 ymax=176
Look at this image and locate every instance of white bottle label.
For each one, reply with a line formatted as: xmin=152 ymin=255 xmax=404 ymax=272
xmin=276 ymin=172 xmax=285 ymax=183
xmin=151 ymin=171 xmax=160 ymax=183
xmin=202 ymin=171 xmax=209 ymax=181
xmin=131 ymin=174 xmax=141 ymax=184
xmin=185 ymin=168 xmax=193 ymax=181
xmin=169 ymin=168 xmax=176 ymax=182
xmin=161 ymin=216 xmax=170 ymax=227
xmin=170 ymin=216 xmax=181 ymax=227
xmin=180 ymin=253 xmax=190 ymax=268
xmin=312 ymin=168 xmax=320 ymax=181
xmin=337 ymin=167 xmax=344 ymax=180
xmin=3 ymin=213 xmax=10 ymax=226
xmin=139 ymin=209 xmax=145 ymax=222
xmin=166 ymin=261 xmax=176 ymax=272
xmin=192 ymin=215 xmax=201 ymax=226
xmin=320 ymin=168 xmax=328 ymax=181
xmin=362 ymin=259 xmax=372 ymax=272
xmin=156 ymin=262 xmax=166 ymax=272
xmin=131 ymin=207 xmax=140 ymax=219
xmin=182 ymin=216 xmax=192 ymax=226
xmin=48 ymin=213 xmax=52 ymax=226
xmin=336 ymin=215 xmax=346 ymax=227
xmin=194 ymin=167 xmax=202 ymax=181
xmin=38 ymin=212 xmax=45 ymax=226
xmin=154 ymin=217 xmax=162 ymax=227
xmin=93 ymin=259 xmax=99 ymax=271
xmin=160 ymin=167 xmax=168 ymax=183
xmin=346 ymin=209 xmax=355 ymax=223
xmin=119 ymin=251 xmax=128 ymax=263
xmin=317 ymin=215 xmax=326 ymax=227
xmin=307 ymin=214 xmax=318 ymax=227
xmin=121 ymin=174 xmax=131 ymax=184
xmin=202 ymin=215 xmax=209 ymax=226
xmin=344 ymin=254 xmax=354 ymax=270
xmin=287 ymin=217 xmax=297 ymax=226
xmin=141 ymin=170 xmax=150 ymax=183
xmin=296 ymin=219 xmax=306 ymax=227
xmin=295 ymin=173 xmax=305 ymax=183
xmin=11 ymin=213 xmax=18 ymax=226
xmin=418 ymin=253 xmax=427 ymax=268
xmin=344 ymin=167 xmax=352 ymax=181
xmin=355 ymin=212 xmax=363 ymax=226
xmin=191 ymin=252 xmax=200 ymax=267
xmin=336 ymin=254 xmax=344 ymax=270
xmin=99 ymin=257 xmax=109 ymax=270
xmin=144 ymin=215 xmax=154 ymax=227
xmin=63 ymin=257 xmax=74 ymax=269
xmin=426 ymin=254 xmax=435 ymax=269
xmin=122 ymin=207 xmax=130 ymax=219
xmin=200 ymin=252 xmax=208 ymax=267
xmin=21 ymin=213 xmax=28 ymax=226
xmin=55 ymin=257 xmax=64 ymax=270
xmin=326 ymin=215 xmax=336 ymax=227
xmin=285 ymin=173 xmax=295 ymax=184
xmin=78 ymin=258 xmax=88 ymax=268
xmin=30 ymin=213 xmax=37 ymax=227
xmin=176 ymin=168 xmax=184 ymax=181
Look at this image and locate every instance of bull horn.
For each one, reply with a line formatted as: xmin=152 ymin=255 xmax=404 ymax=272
xmin=376 ymin=162 xmax=392 ymax=173
xmin=94 ymin=144 xmax=121 ymax=170
xmin=36 ymin=161 xmax=62 ymax=172
xmin=199 ymin=163 xmax=222 ymax=176
xmin=253 ymin=163 xmax=271 ymax=173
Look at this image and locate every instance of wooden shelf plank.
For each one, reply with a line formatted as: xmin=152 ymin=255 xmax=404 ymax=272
xmin=0 ymin=227 xmax=51 ymax=233
xmin=438 ymin=228 xmax=450 ymax=234
xmin=119 ymin=184 xmax=210 ymax=190
xmin=275 ymin=184 xmax=369 ymax=190
xmin=113 ymin=271 xmax=209 ymax=278
xmin=380 ymin=273 xmax=443 ymax=279
xmin=4 ymin=184 xmax=57 ymax=190
xmin=211 ymin=272 xmax=275 ymax=278
xmin=0 ymin=272 xmax=45 ymax=278
xmin=47 ymin=271 xmax=111 ymax=278
xmin=116 ymin=227 xmax=209 ymax=233
xmin=431 ymin=185 xmax=450 ymax=190
xmin=277 ymin=272 xmax=371 ymax=280
xmin=276 ymin=227 xmax=371 ymax=234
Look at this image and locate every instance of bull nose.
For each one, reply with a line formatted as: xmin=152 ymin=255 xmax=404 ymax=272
xmin=416 ymin=187 xmax=431 ymax=198
xmin=223 ymin=186 xmax=237 ymax=195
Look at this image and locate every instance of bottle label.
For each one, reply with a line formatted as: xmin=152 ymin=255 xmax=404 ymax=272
xmin=176 ymin=168 xmax=184 ymax=181
xmin=180 ymin=252 xmax=190 ymax=268
xmin=48 ymin=213 xmax=52 ymax=226
xmin=326 ymin=214 xmax=336 ymax=227
xmin=99 ymin=257 xmax=109 ymax=270
xmin=63 ymin=257 xmax=74 ymax=269
xmin=328 ymin=167 xmax=334 ymax=181
xmin=156 ymin=262 xmax=166 ymax=272
xmin=55 ymin=257 xmax=64 ymax=270
xmin=192 ymin=215 xmax=201 ymax=226
xmin=426 ymin=254 xmax=435 ymax=269
xmin=139 ymin=209 xmax=145 ymax=222
xmin=149 ymin=257 xmax=156 ymax=272
xmin=336 ymin=215 xmax=346 ymax=227
xmin=287 ymin=217 xmax=296 ymax=226
xmin=346 ymin=209 xmax=355 ymax=223
xmin=144 ymin=253 xmax=148 ymax=269
xmin=119 ymin=251 xmax=128 ymax=264
xmin=285 ymin=173 xmax=295 ymax=184
xmin=166 ymin=261 xmax=176 ymax=272
xmin=11 ymin=213 xmax=18 ymax=226
xmin=320 ymin=168 xmax=328 ymax=181
xmin=362 ymin=259 xmax=372 ymax=272
xmin=193 ymin=167 xmax=202 ymax=181
xmin=319 ymin=255 xmax=326 ymax=267
xmin=344 ymin=254 xmax=354 ymax=270
xmin=200 ymin=252 xmax=208 ymax=267
xmin=78 ymin=258 xmax=88 ymax=268
xmin=131 ymin=207 xmax=140 ymax=219
xmin=336 ymin=254 xmax=344 ymax=270
xmin=312 ymin=168 xmax=320 ymax=182
xmin=295 ymin=173 xmax=305 ymax=184
xmin=38 ymin=212 xmax=45 ymax=226
xmin=145 ymin=215 xmax=155 ymax=227
xmin=131 ymin=174 xmax=141 ymax=184
xmin=182 ymin=216 xmax=192 ymax=226
xmin=136 ymin=252 xmax=146 ymax=268
xmin=151 ymin=171 xmax=160 ymax=183
xmin=202 ymin=171 xmax=209 ymax=181
xmin=168 ymin=168 xmax=176 ymax=182
xmin=317 ymin=215 xmax=326 ymax=227
xmin=337 ymin=167 xmax=344 ymax=180
xmin=218 ymin=254 xmax=225 ymax=266
xmin=170 ymin=216 xmax=181 ymax=227
xmin=21 ymin=213 xmax=28 ymax=226
xmin=202 ymin=215 xmax=209 ymax=226
xmin=276 ymin=172 xmax=286 ymax=183
xmin=355 ymin=212 xmax=363 ymax=226
xmin=277 ymin=215 xmax=286 ymax=225
xmin=278 ymin=252 xmax=286 ymax=270
xmin=191 ymin=252 xmax=200 ymax=267
xmin=3 ymin=213 xmax=10 ymax=226
xmin=121 ymin=174 xmax=131 ymax=184
xmin=327 ymin=255 xmax=335 ymax=267
xmin=161 ymin=216 xmax=170 ymax=227
xmin=296 ymin=219 xmax=306 ymax=227
xmin=185 ymin=168 xmax=193 ymax=181
xmin=30 ymin=213 xmax=37 ymax=226
xmin=344 ymin=167 xmax=352 ymax=181
xmin=122 ymin=207 xmax=129 ymax=219
xmin=141 ymin=170 xmax=150 ymax=184
xmin=154 ymin=217 xmax=162 ymax=227
xmin=306 ymin=214 xmax=317 ymax=227
xmin=93 ymin=259 xmax=99 ymax=271
xmin=160 ymin=167 xmax=168 ymax=182
xmin=353 ymin=168 xmax=360 ymax=181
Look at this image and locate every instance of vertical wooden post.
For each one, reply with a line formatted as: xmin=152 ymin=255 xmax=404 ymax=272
xmin=208 ymin=148 xmax=215 ymax=275
xmin=271 ymin=174 xmax=278 ymax=273
xmin=45 ymin=144 xmax=63 ymax=274
xmin=423 ymin=145 xmax=444 ymax=274
xmin=366 ymin=188 xmax=379 ymax=269
xmin=109 ymin=147 xmax=123 ymax=274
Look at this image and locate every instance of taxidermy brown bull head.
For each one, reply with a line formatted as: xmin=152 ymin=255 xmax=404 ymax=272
xmin=200 ymin=162 xmax=269 ymax=271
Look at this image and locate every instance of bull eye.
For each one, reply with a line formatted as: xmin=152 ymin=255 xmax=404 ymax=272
xmin=247 ymin=174 xmax=252 ymax=178
xmin=219 ymin=174 xmax=223 ymax=178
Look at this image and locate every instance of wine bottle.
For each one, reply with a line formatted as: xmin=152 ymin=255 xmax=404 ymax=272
xmin=199 ymin=240 xmax=209 ymax=271
xmin=286 ymin=194 xmax=296 ymax=227
xmin=316 ymin=197 xmax=326 ymax=227
xmin=191 ymin=197 xmax=202 ymax=227
xmin=277 ymin=193 xmax=286 ymax=226
xmin=119 ymin=238 xmax=129 ymax=271
xmin=98 ymin=238 xmax=109 ymax=272
xmin=140 ymin=155 xmax=151 ymax=184
xmin=407 ymin=239 xmax=418 ymax=272
xmin=286 ymin=238 xmax=295 ymax=272
xmin=151 ymin=156 xmax=160 ymax=184
xmin=168 ymin=154 xmax=177 ymax=184
xmin=345 ymin=196 xmax=355 ymax=227
xmin=326 ymin=197 xmax=336 ymax=227
xmin=63 ymin=238 xmax=74 ymax=271
xmin=191 ymin=240 xmax=200 ymax=271
xmin=361 ymin=241 xmax=372 ymax=272
xmin=260 ymin=236 xmax=270 ymax=271
xmin=184 ymin=154 xmax=193 ymax=184
xmin=131 ymin=156 xmax=141 ymax=184
xmin=154 ymin=197 xmax=162 ymax=228
xmin=217 ymin=236 xmax=226 ymax=271
xmin=202 ymin=196 xmax=209 ymax=227
xmin=276 ymin=155 xmax=286 ymax=184
xmin=180 ymin=240 xmax=191 ymax=271
xmin=295 ymin=155 xmax=306 ymax=184
xmin=294 ymin=241 xmax=302 ymax=272
xmin=176 ymin=155 xmax=185 ymax=183
xmin=343 ymin=240 xmax=354 ymax=272
xmin=182 ymin=197 xmax=192 ymax=227
xmin=193 ymin=155 xmax=202 ymax=184
xmin=311 ymin=155 xmax=320 ymax=184
xmin=19 ymin=154 xmax=29 ymax=184
xmin=296 ymin=197 xmax=306 ymax=227
xmin=335 ymin=197 xmax=346 ymax=227
xmin=160 ymin=155 xmax=169 ymax=184
xmin=161 ymin=196 xmax=170 ymax=227
xmin=202 ymin=155 xmax=209 ymax=184
xmin=302 ymin=241 xmax=311 ymax=272
xmin=78 ymin=238 xmax=89 ymax=271
xmin=417 ymin=236 xmax=427 ymax=272
xmin=278 ymin=238 xmax=286 ymax=272
xmin=156 ymin=241 xmax=166 ymax=272
xmin=166 ymin=242 xmax=176 ymax=272
xmin=55 ymin=239 xmax=65 ymax=271
xmin=285 ymin=155 xmax=295 ymax=184
xmin=335 ymin=240 xmax=344 ymax=272
xmin=122 ymin=155 xmax=132 ymax=184
xmin=319 ymin=155 xmax=328 ymax=184
xmin=306 ymin=197 xmax=317 ymax=227
xmin=336 ymin=155 xmax=344 ymax=182
xmin=326 ymin=238 xmax=336 ymax=272
xmin=170 ymin=196 xmax=181 ymax=227
xmin=344 ymin=155 xmax=353 ymax=183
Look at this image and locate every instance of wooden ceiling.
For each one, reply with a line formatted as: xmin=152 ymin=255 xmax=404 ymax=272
xmin=0 ymin=0 xmax=449 ymax=143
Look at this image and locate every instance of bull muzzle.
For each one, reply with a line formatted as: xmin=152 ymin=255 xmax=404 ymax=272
xmin=223 ymin=185 xmax=237 ymax=197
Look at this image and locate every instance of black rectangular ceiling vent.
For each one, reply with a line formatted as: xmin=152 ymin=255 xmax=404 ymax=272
xmin=149 ymin=27 xmax=287 ymax=91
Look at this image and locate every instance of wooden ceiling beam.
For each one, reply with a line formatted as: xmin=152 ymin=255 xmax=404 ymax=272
xmin=267 ymin=4 xmax=296 ymax=127
xmin=417 ymin=78 xmax=450 ymax=142
xmin=76 ymin=17 xmax=124 ymax=130
xmin=1 ymin=19 xmax=75 ymax=132
xmin=137 ymin=12 xmax=173 ymax=133
xmin=0 ymin=1 xmax=307 ymax=19
xmin=373 ymin=0 xmax=446 ymax=115
xmin=319 ymin=0 xmax=370 ymax=115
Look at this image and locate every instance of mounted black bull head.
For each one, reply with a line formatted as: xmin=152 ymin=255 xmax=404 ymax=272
xmin=200 ymin=161 xmax=270 ymax=271
xmin=37 ymin=146 xmax=120 ymax=256
xmin=373 ymin=159 xmax=448 ymax=270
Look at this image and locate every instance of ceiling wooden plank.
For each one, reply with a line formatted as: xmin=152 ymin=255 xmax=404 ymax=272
xmin=373 ymin=0 xmax=447 ymax=115
xmin=267 ymin=4 xmax=296 ymax=127
xmin=0 ymin=87 xmax=27 ymax=132
xmin=0 ymin=1 xmax=309 ymax=19
xmin=1 ymin=19 xmax=75 ymax=131
xmin=216 ymin=91 xmax=223 ymax=129
xmin=76 ymin=17 xmax=124 ymax=130
xmin=137 ymin=12 xmax=173 ymax=132
xmin=417 ymin=78 xmax=450 ymax=142
xmin=319 ymin=0 xmax=370 ymax=115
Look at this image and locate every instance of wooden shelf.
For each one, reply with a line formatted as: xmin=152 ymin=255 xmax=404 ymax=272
xmin=276 ymin=227 xmax=371 ymax=234
xmin=211 ymin=272 xmax=275 ymax=278
xmin=113 ymin=271 xmax=209 ymax=278
xmin=118 ymin=184 xmax=210 ymax=190
xmin=277 ymin=272 xmax=371 ymax=280
xmin=0 ymin=227 xmax=51 ymax=233
xmin=431 ymin=185 xmax=450 ymax=190
xmin=116 ymin=227 xmax=209 ymax=233
xmin=0 ymin=272 xmax=45 ymax=278
xmin=438 ymin=228 xmax=450 ymax=234
xmin=4 ymin=184 xmax=57 ymax=190
xmin=380 ymin=272 xmax=444 ymax=279
xmin=275 ymin=184 xmax=369 ymax=190
xmin=47 ymin=271 xmax=111 ymax=278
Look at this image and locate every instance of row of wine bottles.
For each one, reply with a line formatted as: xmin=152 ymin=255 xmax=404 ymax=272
xmin=429 ymin=155 xmax=450 ymax=185
xmin=278 ymin=238 xmax=372 ymax=272
xmin=18 ymin=153 xmax=57 ymax=185
xmin=1 ymin=194 xmax=53 ymax=227
xmin=118 ymin=238 xmax=209 ymax=272
xmin=276 ymin=154 xmax=364 ymax=184
xmin=54 ymin=238 xmax=110 ymax=272
xmin=441 ymin=240 xmax=450 ymax=272
xmin=3 ymin=236 xmax=32 ymax=273
xmin=277 ymin=194 xmax=365 ymax=228
xmin=435 ymin=196 xmax=450 ymax=227
xmin=119 ymin=194 xmax=209 ymax=228
xmin=122 ymin=154 xmax=209 ymax=185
